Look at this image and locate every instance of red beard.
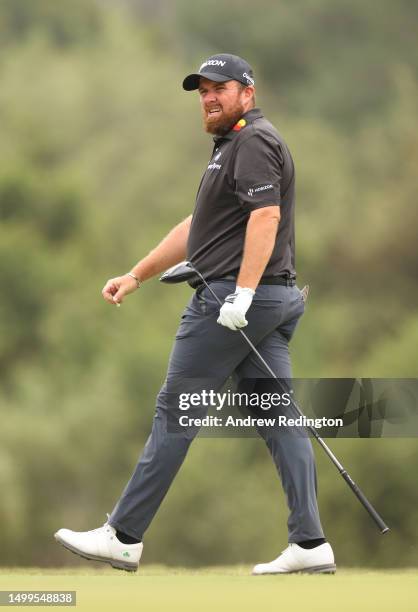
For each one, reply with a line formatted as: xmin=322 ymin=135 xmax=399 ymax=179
xmin=202 ymin=101 xmax=245 ymax=136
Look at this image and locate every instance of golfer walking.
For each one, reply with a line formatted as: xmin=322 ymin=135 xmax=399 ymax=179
xmin=55 ymin=54 xmax=335 ymax=574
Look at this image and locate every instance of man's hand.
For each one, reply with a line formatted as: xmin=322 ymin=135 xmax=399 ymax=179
xmin=217 ymin=286 xmax=255 ymax=331
xmin=102 ymin=274 xmax=139 ymax=306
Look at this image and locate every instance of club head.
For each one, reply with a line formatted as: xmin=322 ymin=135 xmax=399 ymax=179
xmin=159 ymin=261 xmax=199 ymax=284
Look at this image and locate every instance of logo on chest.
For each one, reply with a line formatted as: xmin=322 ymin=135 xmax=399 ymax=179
xmin=207 ymin=150 xmax=222 ymax=171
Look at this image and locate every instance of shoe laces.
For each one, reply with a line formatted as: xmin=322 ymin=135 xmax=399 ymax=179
xmin=87 ymin=514 xmax=113 ymax=536
xmin=274 ymin=543 xmax=294 ymax=561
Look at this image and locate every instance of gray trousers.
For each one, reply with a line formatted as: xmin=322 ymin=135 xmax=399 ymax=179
xmin=109 ymin=280 xmax=324 ymax=543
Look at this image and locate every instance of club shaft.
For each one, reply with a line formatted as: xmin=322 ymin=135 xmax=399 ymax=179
xmin=191 ymin=264 xmax=390 ymax=534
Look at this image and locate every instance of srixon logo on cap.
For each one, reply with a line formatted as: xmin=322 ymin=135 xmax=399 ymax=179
xmin=200 ymin=59 xmax=227 ymax=71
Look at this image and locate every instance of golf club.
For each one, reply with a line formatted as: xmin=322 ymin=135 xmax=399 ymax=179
xmin=160 ymin=260 xmax=390 ymax=534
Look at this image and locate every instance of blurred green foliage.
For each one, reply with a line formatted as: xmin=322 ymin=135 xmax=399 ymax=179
xmin=0 ymin=1 xmax=417 ymax=568
xmin=0 ymin=0 xmax=103 ymax=48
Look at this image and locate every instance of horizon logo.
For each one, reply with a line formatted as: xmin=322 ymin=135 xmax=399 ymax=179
xmin=248 ymin=184 xmax=273 ymax=196
xmin=200 ymin=59 xmax=227 ymax=71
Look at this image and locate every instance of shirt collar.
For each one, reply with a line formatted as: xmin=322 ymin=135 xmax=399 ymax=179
xmin=212 ymin=108 xmax=264 ymax=143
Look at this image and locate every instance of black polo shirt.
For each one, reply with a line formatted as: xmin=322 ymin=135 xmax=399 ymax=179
xmin=187 ymin=108 xmax=296 ymax=285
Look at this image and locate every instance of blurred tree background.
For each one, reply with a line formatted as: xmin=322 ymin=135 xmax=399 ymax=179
xmin=0 ymin=0 xmax=417 ymax=568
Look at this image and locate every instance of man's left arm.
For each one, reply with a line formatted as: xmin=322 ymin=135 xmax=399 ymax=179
xmin=237 ymin=205 xmax=280 ymax=290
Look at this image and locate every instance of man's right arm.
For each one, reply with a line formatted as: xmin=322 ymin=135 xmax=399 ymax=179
xmin=102 ymin=215 xmax=192 ymax=305
xmin=130 ymin=214 xmax=192 ymax=282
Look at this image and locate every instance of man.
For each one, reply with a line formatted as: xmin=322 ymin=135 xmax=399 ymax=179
xmin=55 ymin=54 xmax=335 ymax=575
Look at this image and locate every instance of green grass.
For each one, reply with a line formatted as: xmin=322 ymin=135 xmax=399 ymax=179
xmin=0 ymin=567 xmax=417 ymax=611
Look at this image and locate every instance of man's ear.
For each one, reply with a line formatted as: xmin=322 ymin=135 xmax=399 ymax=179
xmin=244 ymin=85 xmax=255 ymax=102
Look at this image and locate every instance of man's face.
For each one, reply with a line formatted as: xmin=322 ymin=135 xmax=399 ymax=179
xmin=198 ymin=78 xmax=247 ymax=136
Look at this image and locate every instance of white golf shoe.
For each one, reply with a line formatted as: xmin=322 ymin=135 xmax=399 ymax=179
xmin=252 ymin=542 xmax=336 ymax=575
xmin=54 ymin=519 xmax=143 ymax=572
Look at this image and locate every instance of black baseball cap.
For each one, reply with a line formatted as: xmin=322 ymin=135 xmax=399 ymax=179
xmin=182 ymin=53 xmax=255 ymax=91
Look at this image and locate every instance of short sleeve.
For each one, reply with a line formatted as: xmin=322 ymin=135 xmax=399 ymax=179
xmin=233 ymin=133 xmax=283 ymax=212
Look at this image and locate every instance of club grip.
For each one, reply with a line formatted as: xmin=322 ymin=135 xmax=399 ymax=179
xmin=340 ymin=470 xmax=389 ymax=534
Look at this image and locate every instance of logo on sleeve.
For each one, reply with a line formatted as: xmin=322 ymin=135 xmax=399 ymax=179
xmin=248 ymin=184 xmax=273 ymax=197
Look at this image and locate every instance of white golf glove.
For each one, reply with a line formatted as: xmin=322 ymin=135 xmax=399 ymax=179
xmin=217 ymin=286 xmax=255 ymax=331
